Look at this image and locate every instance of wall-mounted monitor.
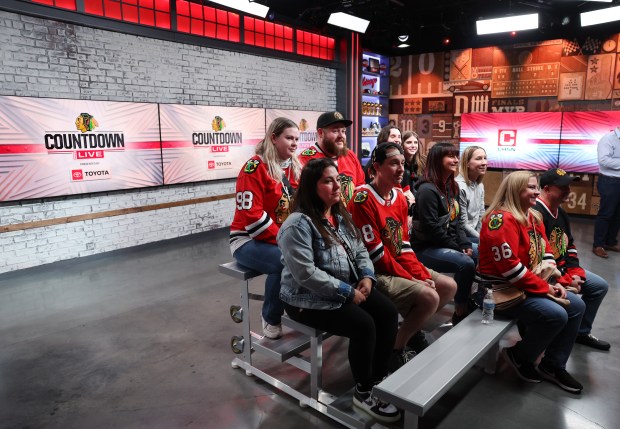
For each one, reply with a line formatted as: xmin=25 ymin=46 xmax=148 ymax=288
xmin=0 ymin=96 xmax=162 ymax=202
xmin=160 ymin=104 xmax=265 ymax=184
xmin=460 ymin=112 xmax=562 ymax=171
xmin=559 ymin=111 xmax=620 ymax=174
xmin=265 ymin=109 xmax=323 ymax=153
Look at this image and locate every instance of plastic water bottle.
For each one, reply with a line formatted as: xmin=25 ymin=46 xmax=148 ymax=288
xmin=481 ymin=288 xmax=495 ymax=325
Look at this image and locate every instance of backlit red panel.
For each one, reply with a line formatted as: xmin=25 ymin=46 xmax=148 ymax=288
xmin=176 ymin=1 xmax=239 ymax=42
xmin=244 ymin=17 xmax=293 ymax=53
xmin=296 ymin=30 xmax=334 ymax=60
xmin=84 ymin=0 xmax=170 ymax=29
xmin=31 ymin=0 xmax=77 ymax=10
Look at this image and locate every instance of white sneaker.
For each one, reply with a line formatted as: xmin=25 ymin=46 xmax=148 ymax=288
xmin=261 ymin=317 xmax=282 ymax=339
xmin=353 ymin=386 xmax=401 ymax=423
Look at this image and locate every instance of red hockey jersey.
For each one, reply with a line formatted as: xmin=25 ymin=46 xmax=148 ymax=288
xmin=478 ymin=210 xmax=555 ymax=295
xmin=229 ymin=156 xmax=297 ymax=253
xmin=299 ymin=144 xmax=365 ymax=205
xmin=348 ymin=184 xmax=431 ymax=281
xmin=534 ymin=198 xmax=586 ymax=285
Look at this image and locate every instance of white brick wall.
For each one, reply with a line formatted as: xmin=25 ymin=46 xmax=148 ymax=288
xmin=0 ymin=10 xmax=337 ymax=273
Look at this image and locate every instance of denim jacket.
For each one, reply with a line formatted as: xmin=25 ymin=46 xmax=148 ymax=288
xmin=277 ymin=212 xmax=376 ymax=310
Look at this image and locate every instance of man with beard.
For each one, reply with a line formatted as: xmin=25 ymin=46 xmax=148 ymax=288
xmin=533 ymin=168 xmax=610 ymax=351
xmin=299 ymin=111 xmax=365 ymax=205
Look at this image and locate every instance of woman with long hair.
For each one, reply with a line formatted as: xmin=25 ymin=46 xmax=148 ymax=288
xmin=364 ymin=125 xmax=401 ymax=183
xmin=456 ymin=145 xmax=487 ymax=243
xmin=349 ymin=143 xmax=456 ymax=367
xmin=229 ymin=117 xmax=302 ymax=339
xmin=411 ymin=142 xmax=475 ymax=324
xmin=478 ymin=171 xmax=585 ymax=393
xmin=400 ymin=131 xmax=425 ymax=201
xmin=277 ymin=158 xmax=400 ymax=423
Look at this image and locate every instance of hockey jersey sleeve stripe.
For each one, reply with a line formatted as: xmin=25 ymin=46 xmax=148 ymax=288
xmin=543 ymin=253 xmax=555 ymax=262
xmin=369 ymin=242 xmax=385 ymax=263
xmin=502 ymin=262 xmax=526 ymax=283
xmin=246 ymin=212 xmax=273 ymax=237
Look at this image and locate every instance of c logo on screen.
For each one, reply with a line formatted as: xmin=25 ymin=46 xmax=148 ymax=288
xmin=72 ymin=169 xmax=84 ymax=180
xmin=208 ymin=161 xmax=215 ymax=169
xmin=498 ymin=130 xmax=517 ymax=146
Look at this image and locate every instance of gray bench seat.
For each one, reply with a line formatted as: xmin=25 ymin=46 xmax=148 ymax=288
xmin=373 ymin=310 xmax=515 ymax=429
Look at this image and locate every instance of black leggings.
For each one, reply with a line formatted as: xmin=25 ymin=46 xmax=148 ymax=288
xmin=284 ymin=288 xmax=398 ymax=391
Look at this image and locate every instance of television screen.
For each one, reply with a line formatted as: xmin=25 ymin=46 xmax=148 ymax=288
xmin=558 ymin=111 xmax=620 ymax=174
xmin=265 ymin=109 xmax=323 ymax=153
xmin=460 ymin=112 xmax=562 ymax=171
xmin=0 ymin=96 xmax=163 ymax=202
xmin=160 ymin=104 xmax=265 ymax=184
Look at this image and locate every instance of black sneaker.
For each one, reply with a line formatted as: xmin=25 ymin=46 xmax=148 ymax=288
xmin=575 ymin=334 xmax=611 ymax=351
xmin=353 ymin=387 xmax=401 ymax=423
xmin=502 ymin=347 xmax=542 ymax=383
xmin=407 ymin=330 xmax=430 ymax=354
xmin=388 ymin=347 xmax=416 ymax=373
xmin=538 ymin=362 xmax=583 ymax=393
xmin=451 ymin=311 xmax=467 ymax=326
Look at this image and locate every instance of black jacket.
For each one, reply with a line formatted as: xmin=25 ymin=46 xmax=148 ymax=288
xmin=411 ymin=180 xmax=471 ymax=251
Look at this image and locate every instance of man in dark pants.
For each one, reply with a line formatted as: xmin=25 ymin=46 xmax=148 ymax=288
xmin=534 ymin=169 xmax=610 ymax=350
xmin=592 ymin=128 xmax=620 ymax=258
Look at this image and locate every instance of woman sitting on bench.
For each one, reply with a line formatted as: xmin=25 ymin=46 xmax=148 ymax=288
xmin=478 ymin=171 xmax=586 ymax=394
xmin=229 ymin=117 xmax=301 ymax=339
xmin=277 ymin=158 xmax=401 ymax=423
xmin=348 ymin=143 xmax=456 ymax=370
xmin=411 ymin=142 xmax=476 ymax=325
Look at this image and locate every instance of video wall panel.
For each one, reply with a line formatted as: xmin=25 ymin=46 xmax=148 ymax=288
xmin=559 ymin=111 xmax=620 ymax=173
xmin=460 ymin=112 xmax=562 ymax=170
xmin=265 ymin=109 xmax=323 ymax=153
xmin=160 ymin=104 xmax=265 ymax=184
xmin=0 ymin=96 xmax=162 ymax=201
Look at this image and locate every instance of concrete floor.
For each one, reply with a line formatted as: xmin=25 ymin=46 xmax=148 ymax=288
xmin=0 ymin=217 xmax=618 ymax=429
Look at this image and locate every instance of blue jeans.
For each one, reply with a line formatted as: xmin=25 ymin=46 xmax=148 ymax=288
xmin=233 ymin=240 xmax=284 ymax=326
xmin=416 ymin=247 xmax=475 ymax=305
xmin=500 ymin=292 xmax=585 ymax=369
xmin=593 ymin=174 xmax=620 ymax=248
xmin=579 ymin=270 xmax=609 ymax=336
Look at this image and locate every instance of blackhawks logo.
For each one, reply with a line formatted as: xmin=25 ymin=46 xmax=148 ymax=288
xmin=353 ymin=191 xmax=368 ymax=204
xmin=301 ymin=148 xmax=317 ymax=156
xmin=75 ymin=113 xmax=99 ymax=133
xmin=528 ymin=230 xmax=545 ymax=268
xmin=382 ymin=217 xmax=403 ymax=256
xmin=274 ymin=186 xmax=292 ymax=224
xmin=488 ymin=213 xmax=503 ymax=230
xmin=243 ymin=159 xmax=260 ymax=174
xmin=549 ymin=226 xmax=568 ymax=259
xmin=211 ymin=116 xmax=226 ymax=132
xmin=449 ymin=199 xmax=460 ymax=222
xmin=339 ymin=174 xmax=354 ymax=205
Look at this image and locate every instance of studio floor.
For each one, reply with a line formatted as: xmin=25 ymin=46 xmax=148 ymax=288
xmin=0 ymin=217 xmax=618 ymax=429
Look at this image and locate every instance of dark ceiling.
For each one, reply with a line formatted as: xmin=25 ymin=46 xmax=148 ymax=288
xmin=260 ymin=0 xmax=620 ymax=55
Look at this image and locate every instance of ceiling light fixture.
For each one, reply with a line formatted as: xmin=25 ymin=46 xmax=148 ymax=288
xmin=581 ymin=5 xmax=620 ymax=26
xmin=327 ymin=12 xmax=370 ymax=33
xmin=210 ymin=0 xmax=269 ymax=18
xmin=476 ymin=13 xmax=538 ymax=35
xmin=398 ymin=35 xmax=409 ymax=42
xmin=397 ymin=43 xmax=410 ymax=48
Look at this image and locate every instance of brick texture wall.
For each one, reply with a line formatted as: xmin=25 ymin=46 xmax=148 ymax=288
xmin=0 ymin=10 xmax=337 ymax=274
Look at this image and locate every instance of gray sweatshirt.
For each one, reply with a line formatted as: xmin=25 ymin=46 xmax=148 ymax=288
xmin=455 ymin=174 xmax=485 ymax=239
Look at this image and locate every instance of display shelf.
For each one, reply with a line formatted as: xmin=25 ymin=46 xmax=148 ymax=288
xmin=361 ymin=50 xmax=390 ymax=161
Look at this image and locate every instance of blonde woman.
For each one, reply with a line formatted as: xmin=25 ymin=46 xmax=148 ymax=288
xmin=478 ymin=171 xmax=585 ymax=393
xmin=230 ymin=117 xmax=302 ymax=339
xmin=456 ymin=145 xmax=487 ymax=242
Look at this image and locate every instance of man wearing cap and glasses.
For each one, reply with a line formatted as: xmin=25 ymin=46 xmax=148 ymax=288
xmin=299 ymin=111 xmax=365 ymax=205
xmin=533 ymin=168 xmax=610 ymax=351
xmin=592 ymin=127 xmax=620 ymax=259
